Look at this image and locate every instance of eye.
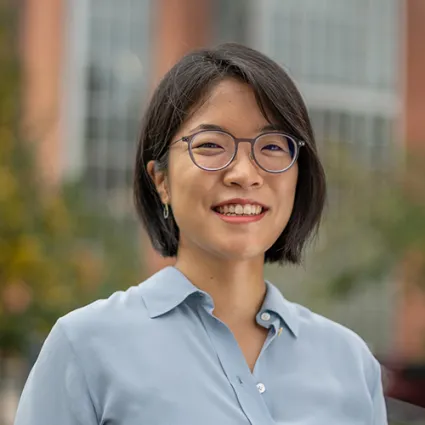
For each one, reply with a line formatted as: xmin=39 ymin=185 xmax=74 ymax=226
xmin=197 ymin=142 xmax=222 ymax=149
xmin=262 ymin=144 xmax=284 ymax=151
xmin=190 ymin=131 xmax=233 ymax=154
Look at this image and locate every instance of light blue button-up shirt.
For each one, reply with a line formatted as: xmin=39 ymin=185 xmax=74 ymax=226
xmin=15 ymin=266 xmax=387 ymax=424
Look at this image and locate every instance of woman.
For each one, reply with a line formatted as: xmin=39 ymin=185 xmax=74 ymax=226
xmin=15 ymin=43 xmax=387 ymax=424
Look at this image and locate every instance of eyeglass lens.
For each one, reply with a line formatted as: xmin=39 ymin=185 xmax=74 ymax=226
xmin=189 ymin=131 xmax=296 ymax=171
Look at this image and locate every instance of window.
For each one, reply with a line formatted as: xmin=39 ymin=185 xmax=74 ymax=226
xmin=249 ymin=0 xmax=399 ymax=90
xmin=212 ymin=0 xmax=250 ymax=44
xmin=64 ymin=0 xmax=152 ymax=219
xmin=245 ymin=0 xmax=400 ymax=198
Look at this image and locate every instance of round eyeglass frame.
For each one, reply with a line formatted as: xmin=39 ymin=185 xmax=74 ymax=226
xmin=170 ymin=129 xmax=306 ymax=174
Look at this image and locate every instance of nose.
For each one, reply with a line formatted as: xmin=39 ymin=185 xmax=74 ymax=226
xmin=222 ymin=145 xmax=263 ymax=189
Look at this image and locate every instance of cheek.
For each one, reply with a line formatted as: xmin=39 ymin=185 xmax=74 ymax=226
xmin=274 ymin=171 xmax=298 ymax=217
xmin=167 ymin=158 xmax=214 ymax=216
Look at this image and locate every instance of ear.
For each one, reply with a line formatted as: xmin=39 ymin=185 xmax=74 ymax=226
xmin=147 ymin=160 xmax=170 ymax=204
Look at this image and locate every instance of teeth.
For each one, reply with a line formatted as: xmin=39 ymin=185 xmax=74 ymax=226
xmin=216 ymin=204 xmax=264 ymax=216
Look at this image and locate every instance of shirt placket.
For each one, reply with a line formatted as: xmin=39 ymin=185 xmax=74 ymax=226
xmin=197 ymin=304 xmax=277 ymax=425
xmin=252 ymin=313 xmax=282 ymax=415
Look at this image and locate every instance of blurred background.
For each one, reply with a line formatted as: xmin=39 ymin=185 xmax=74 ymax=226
xmin=1 ymin=0 xmax=425 ymax=423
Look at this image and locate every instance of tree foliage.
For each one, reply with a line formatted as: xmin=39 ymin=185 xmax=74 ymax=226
xmin=0 ymin=1 xmax=141 ymax=354
xmin=313 ymin=143 xmax=425 ymax=298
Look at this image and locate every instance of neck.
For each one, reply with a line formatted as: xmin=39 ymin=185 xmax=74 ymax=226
xmin=175 ymin=247 xmax=266 ymax=325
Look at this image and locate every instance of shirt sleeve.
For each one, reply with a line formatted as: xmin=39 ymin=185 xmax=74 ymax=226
xmin=370 ymin=358 xmax=388 ymax=425
xmin=14 ymin=320 xmax=98 ymax=425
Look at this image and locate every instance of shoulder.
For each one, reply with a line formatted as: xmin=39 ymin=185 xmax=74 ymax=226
xmin=57 ymin=282 xmax=148 ymax=348
xmin=289 ymin=300 xmax=381 ymax=389
xmin=53 ymin=266 xmax=193 ymax=357
xmin=294 ymin=301 xmax=370 ymax=350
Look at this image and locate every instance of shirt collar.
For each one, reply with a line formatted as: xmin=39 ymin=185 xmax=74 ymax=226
xmin=139 ymin=266 xmax=299 ymax=338
xmin=262 ymin=280 xmax=299 ymax=338
xmin=139 ymin=266 xmax=201 ymax=318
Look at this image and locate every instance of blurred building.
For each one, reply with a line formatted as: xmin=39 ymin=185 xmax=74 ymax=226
xmin=20 ymin=0 xmax=425 ymax=405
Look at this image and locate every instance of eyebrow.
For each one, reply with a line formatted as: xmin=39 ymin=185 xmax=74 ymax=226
xmin=188 ymin=123 xmax=284 ymax=134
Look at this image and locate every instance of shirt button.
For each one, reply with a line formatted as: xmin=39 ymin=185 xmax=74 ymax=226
xmin=257 ymin=383 xmax=266 ymax=394
xmin=260 ymin=312 xmax=271 ymax=321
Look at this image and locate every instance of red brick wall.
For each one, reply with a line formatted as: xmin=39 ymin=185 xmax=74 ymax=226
xmin=394 ymin=0 xmax=425 ymax=362
xmin=21 ymin=0 xmax=64 ymax=186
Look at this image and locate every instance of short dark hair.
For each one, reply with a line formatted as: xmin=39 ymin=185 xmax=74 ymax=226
xmin=134 ymin=43 xmax=326 ymax=264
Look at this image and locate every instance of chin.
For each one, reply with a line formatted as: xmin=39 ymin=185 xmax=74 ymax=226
xmin=212 ymin=242 xmax=265 ymax=262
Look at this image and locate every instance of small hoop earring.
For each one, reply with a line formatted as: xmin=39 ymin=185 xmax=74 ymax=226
xmin=163 ymin=203 xmax=169 ymax=219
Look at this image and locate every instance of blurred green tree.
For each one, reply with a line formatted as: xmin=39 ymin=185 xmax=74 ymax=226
xmin=317 ymin=144 xmax=425 ymax=298
xmin=267 ymin=141 xmax=425 ymax=302
xmin=0 ymin=0 xmax=141 ymax=355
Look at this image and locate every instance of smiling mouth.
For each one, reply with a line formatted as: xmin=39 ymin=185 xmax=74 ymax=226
xmin=213 ymin=203 xmax=265 ymax=216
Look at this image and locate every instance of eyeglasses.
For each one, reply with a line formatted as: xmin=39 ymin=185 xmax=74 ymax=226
xmin=170 ymin=130 xmax=305 ymax=173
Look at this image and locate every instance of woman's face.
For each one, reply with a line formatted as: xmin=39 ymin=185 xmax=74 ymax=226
xmin=150 ymin=78 xmax=298 ymax=262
